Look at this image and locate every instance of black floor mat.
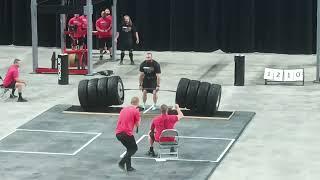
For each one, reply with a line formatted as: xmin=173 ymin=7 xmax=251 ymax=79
xmin=64 ymin=105 xmax=233 ymax=119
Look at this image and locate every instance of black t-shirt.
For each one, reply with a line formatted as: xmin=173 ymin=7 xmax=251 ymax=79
xmin=139 ymin=60 xmax=161 ymax=80
xmin=118 ymin=23 xmax=137 ymax=43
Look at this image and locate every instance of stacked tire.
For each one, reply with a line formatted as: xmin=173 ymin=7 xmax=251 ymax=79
xmin=78 ymin=76 xmax=124 ymax=110
xmin=175 ymin=78 xmax=221 ymax=116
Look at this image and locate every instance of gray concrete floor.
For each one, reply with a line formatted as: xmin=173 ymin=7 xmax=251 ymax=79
xmin=0 ymin=45 xmax=319 ymax=180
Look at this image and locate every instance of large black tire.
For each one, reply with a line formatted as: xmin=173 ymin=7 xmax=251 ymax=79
xmin=87 ymin=78 xmax=99 ymax=107
xmin=107 ymin=76 xmax=124 ymax=105
xmin=97 ymin=77 xmax=109 ymax=106
xmin=206 ymin=84 xmax=222 ymax=116
xmin=196 ymin=82 xmax=211 ymax=113
xmin=185 ymin=80 xmax=201 ymax=109
xmin=175 ymin=78 xmax=190 ymax=108
xmin=78 ymin=79 xmax=89 ymax=109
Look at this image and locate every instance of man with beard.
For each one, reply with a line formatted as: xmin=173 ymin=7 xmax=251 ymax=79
xmin=115 ymin=15 xmax=139 ymax=65
xmin=96 ymin=11 xmax=112 ymax=60
xmin=68 ymin=14 xmax=84 ymax=49
xmin=79 ymin=14 xmax=87 ymax=45
xmin=139 ymin=52 xmax=161 ymax=110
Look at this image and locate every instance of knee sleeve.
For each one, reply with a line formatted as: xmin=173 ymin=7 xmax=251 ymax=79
xmin=120 ymin=51 xmax=125 ymax=60
xmin=129 ymin=51 xmax=133 ymax=60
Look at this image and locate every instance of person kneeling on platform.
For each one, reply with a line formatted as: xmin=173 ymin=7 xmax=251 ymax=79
xmin=3 ymin=59 xmax=27 ymax=102
xmin=147 ymin=104 xmax=184 ymax=157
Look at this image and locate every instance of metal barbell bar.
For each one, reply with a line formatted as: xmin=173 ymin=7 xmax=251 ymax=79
xmin=124 ymin=88 xmax=176 ymax=93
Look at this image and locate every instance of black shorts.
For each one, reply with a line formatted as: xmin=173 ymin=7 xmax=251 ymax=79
xmin=118 ymin=40 xmax=133 ymax=51
xmin=142 ymin=79 xmax=157 ymax=93
xmin=98 ymin=37 xmax=112 ymax=49
xmin=4 ymin=81 xmax=15 ymax=89
xmin=82 ymin=37 xmax=87 ymax=45
xmin=71 ymin=37 xmax=84 ymax=46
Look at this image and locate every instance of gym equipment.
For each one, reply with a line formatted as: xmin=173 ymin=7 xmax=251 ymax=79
xmin=78 ymin=76 xmax=222 ymax=116
xmin=58 ymin=54 xmax=69 ymax=85
xmin=124 ymin=88 xmax=176 ymax=93
xmin=78 ymin=76 xmax=124 ymax=110
xmin=175 ymin=78 xmax=221 ymax=115
xmin=234 ymin=55 xmax=245 ymax=86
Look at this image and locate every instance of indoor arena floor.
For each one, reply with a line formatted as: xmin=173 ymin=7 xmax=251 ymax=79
xmin=0 ymin=45 xmax=320 ymax=180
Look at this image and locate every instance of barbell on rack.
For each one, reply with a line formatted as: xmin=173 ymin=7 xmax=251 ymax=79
xmin=78 ymin=76 xmax=222 ymax=116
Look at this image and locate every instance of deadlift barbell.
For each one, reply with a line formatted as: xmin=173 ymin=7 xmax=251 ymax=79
xmin=124 ymin=88 xmax=176 ymax=93
xmin=78 ymin=76 xmax=221 ymax=116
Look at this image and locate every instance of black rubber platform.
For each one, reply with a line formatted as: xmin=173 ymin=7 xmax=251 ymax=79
xmin=0 ymin=104 xmax=255 ymax=180
xmin=65 ymin=105 xmax=234 ymax=119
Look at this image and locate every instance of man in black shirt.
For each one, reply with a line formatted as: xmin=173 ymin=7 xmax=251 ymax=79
xmin=139 ymin=53 xmax=161 ymax=110
xmin=115 ymin=15 xmax=140 ymax=65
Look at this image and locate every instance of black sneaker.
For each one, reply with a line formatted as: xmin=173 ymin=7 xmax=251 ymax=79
xmin=99 ymin=55 xmax=103 ymax=60
xmin=10 ymin=94 xmax=18 ymax=98
xmin=118 ymin=162 xmax=126 ymax=172
xmin=127 ymin=167 xmax=136 ymax=172
xmin=17 ymin=98 xmax=28 ymax=102
xmin=130 ymin=61 xmax=135 ymax=65
xmin=146 ymin=150 xmax=157 ymax=157
xmin=119 ymin=61 xmax=123 ymax=65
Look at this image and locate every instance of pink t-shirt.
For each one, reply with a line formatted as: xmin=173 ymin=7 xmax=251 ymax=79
xmin=3 ymin=65 xmax=19 ymax=87
xmin=79 ymin=15 xmax=87 ymax=36
xmin=68 ymin=16 xmax=83 ymax=38
xmin=115 ymin=106 xmax=140 ymax=136
xmin=95 ymin=17 xmax=112 ymax=38
xmin=151 ymin=114 xmax=178 ymax=142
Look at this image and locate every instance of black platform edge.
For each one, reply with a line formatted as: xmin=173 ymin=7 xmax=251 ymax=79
xmin=63 ymin=105 xmax=234 ymax=120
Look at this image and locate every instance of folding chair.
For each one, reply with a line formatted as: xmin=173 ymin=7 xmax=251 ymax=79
xmin=0 ymin=76 xmax=10 ymax=99
xmin=158 ymin=129 xmax=179 ymax=159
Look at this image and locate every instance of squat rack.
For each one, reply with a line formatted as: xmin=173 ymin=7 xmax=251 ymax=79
xmin=31 ymin=0 xmax=118 ymax=75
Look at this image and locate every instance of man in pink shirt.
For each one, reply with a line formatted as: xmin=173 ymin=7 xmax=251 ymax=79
xmin=116 ymin=96 xmax=141 ymax=172
xmin=96 ymin=10 xmax=112 ymax=60
xmin=79 ymin=15 xmax=87 ymax=45
xmin=68 ymin=14 xmax=84 ymax=48
xmin=2 ymin=59 xmax=27 ymax=102
xmin=147 ymin=104 xmax=184 ymax=157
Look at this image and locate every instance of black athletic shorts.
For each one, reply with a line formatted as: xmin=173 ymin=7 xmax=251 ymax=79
xmin=4 ymin=81 xmax=15 ymax=89
xmin=98 ymin=37 xmax=112 ymax=49
xmin=142 ymin=78 xmax=157 ymax=93
xmin=118 ymin=40 xmax=133 ymax=51
xmin=71 ymin=37 xmax=84 ymax=47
